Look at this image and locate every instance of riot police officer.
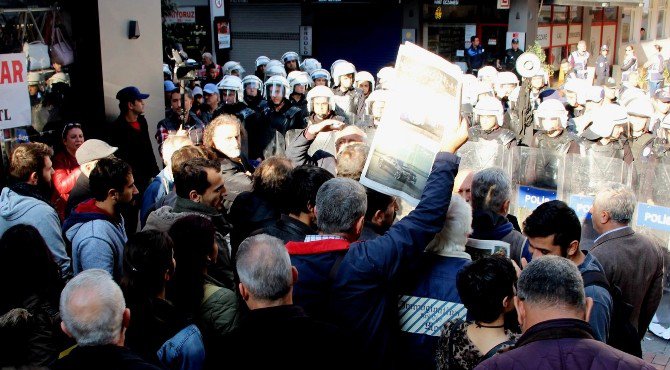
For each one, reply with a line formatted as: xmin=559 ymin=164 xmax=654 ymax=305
xmin=355 ymin=71 xmax=375 ymax=100
xmin=242 ymin=75 xmax=267 ymax=113
xmin=255 ymin=56 xmax=270 ymax=80
xmin=625 ymin=96 xmax=655 ymax=161
xmin=581 ymin=104 xmax=633 ymax=163
xmin=332 ymin=61 xmax=365 ymax=125
xmin=282 ymin=51 xmax=301 ymax=74
xmin=222 ymin=61 xmax=245 ymax=77
xmin=257 ymin=75 xmax=306 ymax=158
xmin=303 ymin=86 xmax=348 ymax=156
xmin=287 ymin=71 xmax=313 ymax=117
xmin=469 ymin=96 xmax=517 ymax=149
xmin=300 ymin=58 xmax=322 ymax=75
xmin=310 ymin=69 xmax=332 ymax=87
xmin=531 ymin=99 xmax=581 ymax=154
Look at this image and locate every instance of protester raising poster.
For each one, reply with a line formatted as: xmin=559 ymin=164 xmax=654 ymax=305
xmin=360 ymin=42 xmax=463 ymax=205
xmin=0 ymin=53 xmax=31 ymax=130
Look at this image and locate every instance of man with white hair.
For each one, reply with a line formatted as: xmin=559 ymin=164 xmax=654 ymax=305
xmin=228 ymin=234 xmax=346 ymax=369
xmin=590 ymin=183 xmax=664 ymax=342
xmin=476 ymin=257 xmax=653 ymax=370
xmin=52 ymin=269 xmax=161 ymax=370
xmin=397 ymin=195 xmax=473 ymax=369
xmin=470 ymin=167 xmax=529 ymax=265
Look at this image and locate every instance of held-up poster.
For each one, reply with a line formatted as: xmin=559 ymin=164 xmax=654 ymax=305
xmin=360 ymin=42 xmax=462 ymax=205
xmin=0 ymin=53 xmax=30 ymax=129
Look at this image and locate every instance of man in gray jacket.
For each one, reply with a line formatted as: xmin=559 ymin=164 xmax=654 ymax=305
xmin=590 ymin=183 xmax=664 ymax=341
xmin=0 ymin=143 xmax=71 ymax=279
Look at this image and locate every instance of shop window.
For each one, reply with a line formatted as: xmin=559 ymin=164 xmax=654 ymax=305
xmin=569 ymin=6 xmax=584 ymax=22
xmin=553 ymin=6 xmax=568 ymax=23
xmin=621 ymin=9 xmax=631 ymax=43
xmin=539 ymin=5 xmax=552 ymax=24
xmin=604 ymin=7 xmax=617 ymax=21
xmin=641 ymin=0 xmax=650 ymax=40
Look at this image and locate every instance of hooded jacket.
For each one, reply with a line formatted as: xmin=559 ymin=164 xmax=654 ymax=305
xmin=0 ymin=187 xmax=71 ymax=278
xmin=63 ymin=199 xmax=127 ymax=281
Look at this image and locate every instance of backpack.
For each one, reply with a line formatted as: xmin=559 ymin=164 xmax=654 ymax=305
xmin=582 ymin=270 xmax=642 ymax=357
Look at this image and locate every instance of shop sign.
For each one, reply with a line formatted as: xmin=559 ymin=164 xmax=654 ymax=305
xmin=568 ymin=25 xmax=582 ymax=44
xmin=164 ymin=7 xmax=196 ymax=24
xmin=497 ymin=0 xmax=510 ymax=9
xmin=536 ymin=26 xmax=550 ymax=48
xmin=0 ymin=54 xmax=30 ymax=129
xmin=433 ymin=0 xmax=459 ymax=5
xmin=552 ymin=25 xmax=567 ymax=45
xmin=300 ymin=26 xmax=313 ymax=56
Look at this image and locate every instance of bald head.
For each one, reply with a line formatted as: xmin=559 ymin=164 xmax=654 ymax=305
xmin=454 ymin=169 xmax=474 ymax=203
xmin=60 ymin=269 xmax=127 ymax=346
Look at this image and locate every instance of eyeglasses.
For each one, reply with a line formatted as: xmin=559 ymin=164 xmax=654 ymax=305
xmin=62 ymin=123 xmax=82 ymax=138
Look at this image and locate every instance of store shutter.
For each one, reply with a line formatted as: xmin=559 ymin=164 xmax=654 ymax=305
xmin=229 ymin=4 xmax=301 ymax=73
xmin=312 ymin=4 xmax=402 ymax=76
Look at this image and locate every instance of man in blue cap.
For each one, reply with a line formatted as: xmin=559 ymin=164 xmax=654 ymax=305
xmin=106 ymin=86 xmax=159 ymax=235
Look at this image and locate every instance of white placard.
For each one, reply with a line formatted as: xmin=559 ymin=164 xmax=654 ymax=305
xmin=506 ymin=31 xmax=526 ymax=49
xmin=0 ymin=54 xmax=30 ymax=129
xmin=164 ymin=7 xmax=196 ymax=24
xmin=211 ymin=0 xmax=225 ymax=17
xmin=536 ymin=26 xmax=550 ymax=48
xmin=300 ymin=26 xmax=312 ymax=56
xmin=552 ymin=25 xmax=567 ymax=46
xmin=497 ymin=0 xmax=510 ymax=9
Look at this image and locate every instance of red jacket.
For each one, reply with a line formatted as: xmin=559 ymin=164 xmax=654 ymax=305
xmin=51 ymin=150 xmax=81 ymax=221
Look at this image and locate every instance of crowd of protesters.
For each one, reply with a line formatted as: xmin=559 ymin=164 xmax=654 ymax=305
xmin=0 ymin=40 xmax=667 ymax=370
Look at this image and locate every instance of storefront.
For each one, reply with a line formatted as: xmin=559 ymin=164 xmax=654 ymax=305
xmin=421 ymin=0 xmax=510 ymax=68
xmin=536 ymin=5 xmax=585 ymax=72
xmin=164 ymin=1 xmax=213 ymax=63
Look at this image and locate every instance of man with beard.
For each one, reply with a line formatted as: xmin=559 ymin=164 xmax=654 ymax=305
xmin=214 ymin=75 xmax=259 ymax=157
xmin=63 ymin=158 xmax=138 ymax=282
xmin=0 ymin=143 xmax=71 ymax=279
xmin=282 ymin=51 xmax=301 ymax=74
xmin=198 ymin=83 xmax=221 ymax=124
xmin=359 ymin=189 xmax=398 ymax=241
xmin=203 ymin=115 xmax=254 ymax=209
xmin=157 ymin=88 xmax=206 ymax=147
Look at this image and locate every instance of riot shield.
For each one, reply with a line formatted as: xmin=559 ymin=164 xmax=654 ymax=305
xmin=561 ymin=152 xmax=630 ymax=250
xmin=510 ymin=147 xmax=562 ymax=223
xmin=456 ymin=141 xmax=509 ymax=173
xmin=633 ymin=161 xmax=670 ymax=250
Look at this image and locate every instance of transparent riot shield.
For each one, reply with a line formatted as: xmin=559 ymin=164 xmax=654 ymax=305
xmin=560 ymin=153 xmax=630 ymax=250
xmin=510 ymin=147 xmax=563 ymax=224
xmin=633 ymin=161 xmax=670 ymax=251
xmin=456 ymin=141 xmax=509 ymax=173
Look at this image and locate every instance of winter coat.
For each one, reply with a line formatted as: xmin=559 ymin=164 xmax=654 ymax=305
xmin=475 ymin=319 xmax=654 ymax=370
xmin=51 ymin=150 xmax=80 ymax=221
xmin=50 ymin=344 xmax=163 ymax=370
xmin=329 ymin=152 xmax=460 ymax=369
xmin=63 ymin=199 xmax=127 ymax=281
xmin=397 ymin=252 xmax=471 ymax=370
xmin=251 ymin=214 xmax=316 ymax=244
xmin=140 ymin=168 xmax=173 ymax=227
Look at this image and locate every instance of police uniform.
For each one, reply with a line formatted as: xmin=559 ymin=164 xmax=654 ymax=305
xmin=503 ymin=47 xmax=524 ymax=77
xmin=469 ymin=126 xmax=517 ymax=149
xmin=332 ymin=87 xmax=365 ymax=126
xmin=256 ymin=98 xmax=306 ymax=159
xmin=594 ymin=54 xmax=610 ymax=86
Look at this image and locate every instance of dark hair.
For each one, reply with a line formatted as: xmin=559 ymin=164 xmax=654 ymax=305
xmin=0 ymin=225 xmax=63 ymax=311
xmin=9 ymin=143 xmax=53 ymax=182
xmin=171 ymin=146 xmax=206 ymax=176
xmin=121 ymin=231 xmax=174 ymax=304
xmin=523 ymin=200 xmax=581 ymax=257
xmin=252 ymin=156 xmax=292 ymax=198
xmin=168 ymin=215 xmax=216 ymax=317
xmin=365 ymin=188 xmax=394 ymax=222
xmin=89 ymin=157 xmax=132 ymax=201
xmin=471 ymin=35 xmax=479 ymax=42
xmin=173 ymin=157 xmax=221 ymax=199
xmin=283 ymin=165 xmax=334 ymax=215
xmin=456 ymin=255 xmax=517 ymax=323
xmin=61 ymin=122 xmax=83 ymax=140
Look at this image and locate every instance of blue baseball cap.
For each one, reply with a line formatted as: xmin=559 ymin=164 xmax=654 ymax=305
xmin=116 ymin=86 xmax=150 ymax=101
xmin=203 ymin=83 xmax=218 ymax=95
xmin=164 ymin=81 xmax=178 ymax=93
